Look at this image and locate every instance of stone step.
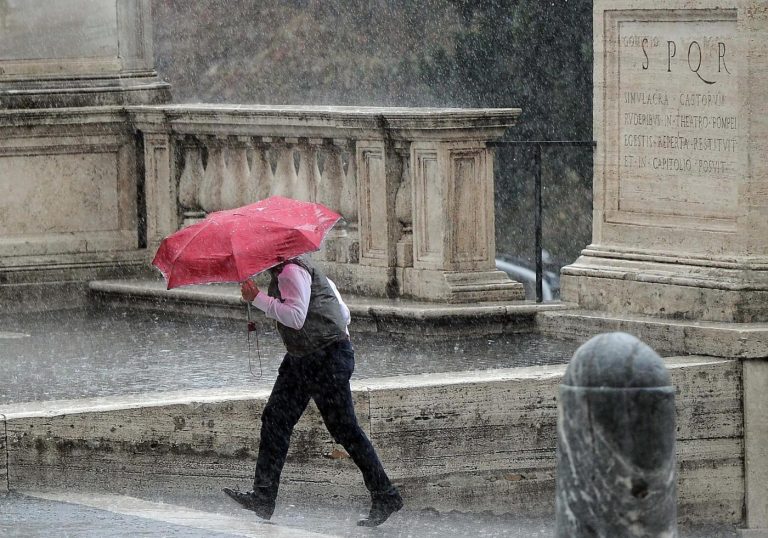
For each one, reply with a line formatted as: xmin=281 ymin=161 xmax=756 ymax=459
xmin=19 ymin=490 xmax=336 ymax=537
xmin=1 ymin=357 xmax=744 ymax=525
xmin=538 ymin=309 xmax=768 ymax=359
xmin=88 ymin=278 xmax=574 ymax=337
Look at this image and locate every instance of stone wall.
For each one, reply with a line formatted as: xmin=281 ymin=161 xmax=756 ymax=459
xmin=1 ymin=357 xmax=743 ymax=523
xmin=0 ymin=108 xmax=153 ymax=312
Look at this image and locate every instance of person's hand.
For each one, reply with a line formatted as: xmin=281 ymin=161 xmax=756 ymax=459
xmin=241 ymin=279 xmax=260 ymax=302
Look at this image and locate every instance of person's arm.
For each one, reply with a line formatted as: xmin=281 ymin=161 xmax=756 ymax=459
xmin=251 ymin=264 xmax=311 ymax=330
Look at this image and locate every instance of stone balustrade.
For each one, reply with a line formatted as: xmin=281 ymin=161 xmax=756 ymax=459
xmin=129 ymin=105 xmax=525 ymax=302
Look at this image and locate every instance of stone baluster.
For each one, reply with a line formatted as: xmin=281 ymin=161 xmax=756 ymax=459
xmin=315 ymin=140 xmax=347 ymax=261
xmin=394 ymin=144 xmax=413 ymax=268
xmin=221 ymin=136 xmax=254 ymax=208
xmin=198 ymin=137 xmax=230 ymax=213
xmin=271 ymin=138 xmax=299 ymax=198
xmin=249 ymin=137 xmax=273 ymax=202
xmin=177 ymin=138 xmax=206 ymax=226
xmin=317 ymin=140 xmax=345 ymax=214
xmin=295 ymin=139 xmax=321 ymax=202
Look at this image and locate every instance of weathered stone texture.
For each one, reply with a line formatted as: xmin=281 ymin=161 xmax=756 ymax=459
xmin=744 ymin=360 xmax=768 ymax=529
xmin=368 ymin=371 xmax=560 ymax=515
xmin=537 ymin=310 xmax=768 ymax=359
xmin=562 ymin=0 xmax=768 ymax=322
xmin=2 ymin=358 xmax=743 ymax=522
xmin=6 ymin=395 xmax=369 ymax=502
xmin=0 ymin=414 xmax=8 ymax=493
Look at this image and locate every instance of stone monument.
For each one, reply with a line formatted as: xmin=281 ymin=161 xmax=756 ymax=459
xmin=562 ymin=2 xmax=766 ymax=323
xmin=560 ymin=2 xmax=768 ymax=534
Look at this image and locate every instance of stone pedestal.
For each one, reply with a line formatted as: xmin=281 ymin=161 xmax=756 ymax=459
xmin=400 ymin=138 xmax=522 ymax=302
xmin=357 ymin=134 xmax=523 ymax=302
xmin=0 ymin=0 xmax=169 ymax=108
xmin=561 ymin=1 xmax=768 ymax=323
xmin=0 ymin=0 xmax=169 ymax=311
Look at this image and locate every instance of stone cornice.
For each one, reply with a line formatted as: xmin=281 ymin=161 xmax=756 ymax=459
xmin=126 ymin=104 xmax=521 ymax=140
xmin=0 ymin=106 xmax=129 ymax=128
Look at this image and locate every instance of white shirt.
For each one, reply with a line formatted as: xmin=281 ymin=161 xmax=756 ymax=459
xmin=251 ymin=263 xmax=351 ymax=332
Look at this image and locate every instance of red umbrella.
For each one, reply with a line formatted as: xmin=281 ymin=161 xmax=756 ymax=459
xmin=152 ymin=196 xmax=341 ymax=289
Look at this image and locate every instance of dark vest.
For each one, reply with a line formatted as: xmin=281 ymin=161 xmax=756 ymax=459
xmin=268 ymin=257 xmax=347 ymax=356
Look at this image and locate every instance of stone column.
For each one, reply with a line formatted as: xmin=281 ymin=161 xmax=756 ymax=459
xmin=556 ymin=332 xmax=677 ymax=537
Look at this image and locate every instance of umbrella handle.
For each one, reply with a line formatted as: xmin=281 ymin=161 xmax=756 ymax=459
xmin=246 ymin=302 xmax=263 ymax=379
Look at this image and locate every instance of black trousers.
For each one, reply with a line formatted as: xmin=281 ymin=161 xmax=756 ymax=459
xmin=253 ymin=339 xmax=394 ymax=498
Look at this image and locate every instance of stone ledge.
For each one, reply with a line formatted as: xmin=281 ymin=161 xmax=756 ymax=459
xmin=738 ymin=530 xmax=768 ymax=538
xmin=538 ymin=309 xmax=768 ymax=359
xmin=88 ymin=279 xmax=575 ymax=336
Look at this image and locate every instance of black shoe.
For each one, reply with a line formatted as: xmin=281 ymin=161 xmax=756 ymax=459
xmin=357 ymin=490 xmax=403 ymax=527
xmin=222 ymin=487 xmax=275 ymax=520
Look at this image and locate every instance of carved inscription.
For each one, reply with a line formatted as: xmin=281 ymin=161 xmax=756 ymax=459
xmin=617 ymin=18 xmax=739 ymax=221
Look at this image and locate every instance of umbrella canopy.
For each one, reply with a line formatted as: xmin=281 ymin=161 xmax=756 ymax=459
xmin=152 ymin=196 xmax=341 ymax=289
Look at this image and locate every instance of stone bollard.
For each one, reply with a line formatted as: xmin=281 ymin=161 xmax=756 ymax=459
xmin=555 ymin=332 xmax=677 ymax=537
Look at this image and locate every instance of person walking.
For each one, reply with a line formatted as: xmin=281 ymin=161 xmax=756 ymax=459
xmin=223 ymin=256 xmax=403 ymax=527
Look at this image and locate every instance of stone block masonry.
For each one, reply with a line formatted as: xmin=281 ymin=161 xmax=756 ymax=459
xmin=0 ymin=357 xmax=743 ymax=524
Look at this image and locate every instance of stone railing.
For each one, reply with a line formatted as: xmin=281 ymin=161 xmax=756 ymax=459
xmin=128 ymin=105 xmax=524 ymax=302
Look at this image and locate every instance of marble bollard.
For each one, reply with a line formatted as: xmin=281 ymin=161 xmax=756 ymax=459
xmin=555 ymin=332 xmax=677 ymax=537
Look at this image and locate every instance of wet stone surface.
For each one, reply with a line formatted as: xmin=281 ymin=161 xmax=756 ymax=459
xmin=0 ymin=492 xmax=740 ymax=537
xmin=0 ymin=306 xmax=583 ymax=405
xmin=0 ymin=493 xmax=234 ymax=538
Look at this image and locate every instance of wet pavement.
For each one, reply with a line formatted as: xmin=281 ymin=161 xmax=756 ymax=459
xmin=0 ymin=491 xmax=741 ymax=537
xmin=0 ymin=305 xmax=583 ymax=405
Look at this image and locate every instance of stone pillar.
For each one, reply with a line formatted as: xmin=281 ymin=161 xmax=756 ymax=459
xmin=561 ymin=1 xmax=768 ymax=322
xmin=400 ymin=138 xmax=523 ymax=302
xmin=356 ymin=138 xmax=400 ymax=296
xmin=0 ymin=0 xmax=169 ymax=108
xmin=142 ymin=132 xmax=176 ymax=251
xmin=556 ymin=332 xmax=677 ymax=537
xmin=131 ymin=109 xmax=177 ymax=251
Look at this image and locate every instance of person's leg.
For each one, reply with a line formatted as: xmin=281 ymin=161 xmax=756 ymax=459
xmin=310 ymin=340 xmax=402 ymax=526
xmin=253 ymin=353 xmax=311 ymax=490
xmin=224 ymin=353 xmax=310 ymax=519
